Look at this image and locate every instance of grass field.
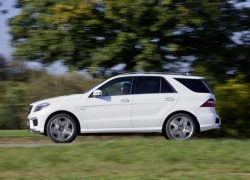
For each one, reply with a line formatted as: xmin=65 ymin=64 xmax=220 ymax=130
xmin=0 ymin=130 xmax=41 ymax=137
xmin=0 ymin=131 xmax=250 ymax=179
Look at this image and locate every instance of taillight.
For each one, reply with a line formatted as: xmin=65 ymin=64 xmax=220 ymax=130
xmin=201 ymin=98 xmax=215 ymax=107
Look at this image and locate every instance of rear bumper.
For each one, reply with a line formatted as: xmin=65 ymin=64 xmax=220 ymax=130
xmin=200 ymin=121 xmax=221 ymax=132
xmin=196 ymin=108 xmax=221 ymax=132
xmin=200 ymin=115 xmax=221 ymax=131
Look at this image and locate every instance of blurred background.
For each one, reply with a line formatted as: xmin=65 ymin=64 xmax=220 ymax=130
xmin=0 ymin=0 xmax=249 ymax=137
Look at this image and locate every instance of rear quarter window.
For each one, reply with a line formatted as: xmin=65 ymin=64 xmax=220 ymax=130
xmin=175 ymin=78 xmax=212 ymax=93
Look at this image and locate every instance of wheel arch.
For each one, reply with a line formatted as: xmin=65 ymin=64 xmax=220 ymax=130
xmin=44 ymin=110 xmax=81 ymax=135
xmin=162 ymin=110 xmax=200 ymax=133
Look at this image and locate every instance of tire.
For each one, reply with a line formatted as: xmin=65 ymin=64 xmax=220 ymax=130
xmin=163 ymin=113 xmax=196 ymax=140
xmin=46 ymin=113 xmax=78 ymax=143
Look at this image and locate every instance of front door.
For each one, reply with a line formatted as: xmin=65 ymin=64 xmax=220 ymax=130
xmin=85 ymin=77 xmax=133 ymax=129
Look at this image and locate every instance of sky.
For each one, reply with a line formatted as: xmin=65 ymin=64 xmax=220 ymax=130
xmin=0 ymin=0 xmax=68 ymax=75
xmin=0 ymin=0 xmax=21 ymax=60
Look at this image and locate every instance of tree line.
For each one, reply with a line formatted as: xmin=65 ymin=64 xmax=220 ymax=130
xmin=0 ymin=0 xmax=249 ymax=137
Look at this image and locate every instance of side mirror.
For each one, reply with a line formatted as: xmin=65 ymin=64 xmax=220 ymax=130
xmin=93 ymin=90 xmax=102 ymax=97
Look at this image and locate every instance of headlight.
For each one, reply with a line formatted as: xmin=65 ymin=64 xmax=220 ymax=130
xmin=34 ymin=103 xmax=50 ymax=112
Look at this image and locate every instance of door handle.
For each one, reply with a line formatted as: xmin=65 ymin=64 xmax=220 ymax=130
xmin=165 ymin=97 xmax=174 ymax=101
xmin=121 ymin=99 xmax=130 ymax=102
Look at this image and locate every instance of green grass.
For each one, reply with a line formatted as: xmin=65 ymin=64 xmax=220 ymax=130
xmin=0 ymin=130 xmax=42 ymax=137
xmin=0 ymin=138 xmax=250 ymax=179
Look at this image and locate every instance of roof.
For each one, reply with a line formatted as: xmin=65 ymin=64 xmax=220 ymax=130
xmin=117 ymin=72 xmax=203 ymax=79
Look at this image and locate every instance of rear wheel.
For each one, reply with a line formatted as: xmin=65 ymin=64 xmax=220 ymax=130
xmin=163 ymin=113 xmax=196 ymax=140
xmin=46 ymin=113 xmax=78 ymax=143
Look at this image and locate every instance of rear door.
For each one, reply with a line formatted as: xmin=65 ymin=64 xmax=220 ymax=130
xmin=132 ymin=76 xmax=179 ymax=128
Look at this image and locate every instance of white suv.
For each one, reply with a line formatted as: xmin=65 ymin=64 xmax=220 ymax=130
xmin=27 ymin=73 xmax=220 ymax=143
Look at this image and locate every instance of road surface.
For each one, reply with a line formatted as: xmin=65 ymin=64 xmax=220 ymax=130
xmin=0 ymin=134 xmax=162 ymax=147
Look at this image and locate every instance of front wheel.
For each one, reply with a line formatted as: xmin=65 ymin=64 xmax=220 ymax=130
xmin=46 ymin=113 xmax=78 ymax=143
xmin=163 ymin=113 xmax=196 ymax=140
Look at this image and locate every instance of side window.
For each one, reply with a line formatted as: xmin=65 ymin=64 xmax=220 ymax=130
xmin=175 ymin=78 xmax=212 ymax=93
xmin=99 ymin=77 xmax=133 ymax=96
xmin=135 ymin=77 xmax=160 ymax=94
xmin=161 ymin=77 xmax=176 ymax=93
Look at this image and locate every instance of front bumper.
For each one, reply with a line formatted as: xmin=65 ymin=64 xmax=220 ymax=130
xmin=27 ymin=111 xmax=49 ymax=134
xmin=27 ymin=118 xmax=41 ymax=133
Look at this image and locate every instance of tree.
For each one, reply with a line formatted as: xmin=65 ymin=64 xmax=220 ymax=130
xmin=10 ymin=0 xmax=250 ymax=80
xmin=0 ymin=55 xmax=7 ymax=80
xmin=11 ymin=0 xmax=103 ymax=68
xmin=0 ymin=55 xmax=6 ymax=68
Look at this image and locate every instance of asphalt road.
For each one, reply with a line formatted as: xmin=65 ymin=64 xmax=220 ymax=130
xmin=0 ymin=134 xmax=162 ymax=147
xmin=0 ymin=137 xmax=54 ymax=147
xmin=0 ymin=144 xmax=56 ymax=148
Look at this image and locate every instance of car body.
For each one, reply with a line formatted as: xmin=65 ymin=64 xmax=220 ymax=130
xmin=27 ymin=73 xmax=221 ymax=143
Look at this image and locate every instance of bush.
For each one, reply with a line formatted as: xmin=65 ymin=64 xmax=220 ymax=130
xmin=214 ymin=76 xmax=250 ymax=137
xmin=0 ymin=71 xmax=101 ymax=129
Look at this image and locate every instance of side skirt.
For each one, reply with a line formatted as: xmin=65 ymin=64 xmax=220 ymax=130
xmin=80 ymin=127 xmax=162 ymax=134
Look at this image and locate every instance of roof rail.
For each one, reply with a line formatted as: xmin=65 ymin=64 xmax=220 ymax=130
xmin=122 ymin=72 xmax=192 ymax=76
